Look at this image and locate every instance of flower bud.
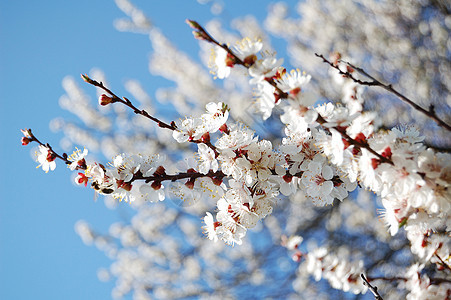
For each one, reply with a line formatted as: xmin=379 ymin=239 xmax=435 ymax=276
xmin=292 ymin=252 xmax=302 ymax=262
xmin=192 ymin=31 xmax=208 ymax=41
xmin=330 ymin=52 xmax=341 ymax=66
xmin=289 ymin=87 xmax=301 ymax=96
xmin=219 ymin=124 xmax=229 ymax=134
xmin=382 ymin=147 xmax=392 ymax=159
xmin=81 ymin=74 xmax=93 ymax=83
xmin=46 ymin=151 xmax=56 ymax=162
xmin=154 ymin=166 xmax=166 ymax=176
xmin=225 ymin=53 xmax=237 ymax=67
xmin=21 ymin=137 xmax=31 ymax=146
xmin=99 ymin=94 xmax=113 ymax=106
xmin=243 ymin=54 xmax=257 ymax=66
xmin=21 ymin=128 xmax=32 ymax=138
xmin=201 ymin=132 xmax=210 ymax=143
xmin=185 ymin=179 xmax=195 ymax=190
xmin=185 ymin=19 xmax=201 ymax=30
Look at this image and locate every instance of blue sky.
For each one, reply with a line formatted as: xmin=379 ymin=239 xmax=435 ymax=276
xmin=0 ymin=1 xmax=277 ymax=299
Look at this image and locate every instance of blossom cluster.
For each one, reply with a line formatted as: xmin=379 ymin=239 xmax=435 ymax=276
xmin=22 ymin=15 xmax=450 ymax=298
xmin=282 ymin=235 xmax=367 ymax=295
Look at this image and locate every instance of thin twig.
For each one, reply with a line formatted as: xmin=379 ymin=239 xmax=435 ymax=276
xmin=24 ymin=129 xmax=86 ymax=170
xmin=81 ymin=74 xmax=219 ymax=156
xmin=434 ymin=252 xmax=451 ymax=271
xmin=361 ymin=274 xmax=383 ymax=300
xmin=81 ymin=74 xmax=176 ymax=130
xmin=188 ymin=22 xmax=396 ymax=167
xmin=186 ymin=20 xmax=289 ymax=99
xmin=315 ymin=53 xmax=451 ymax=132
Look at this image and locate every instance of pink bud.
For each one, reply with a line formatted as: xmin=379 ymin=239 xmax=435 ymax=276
xmin=21 ymin=137 xmax=31 ymax=146
xmin=292 ymin=252 xmax=302 ymax=262
xmin=46 ymin=151 xmax=56 ymax=162
xmin=99 ymin=94 xmax=113 ymax=106
xmin=185 ymin=180 xmax=195 ymax=190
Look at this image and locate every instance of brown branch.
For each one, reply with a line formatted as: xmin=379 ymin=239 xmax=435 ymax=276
xmin=81 ymin=74 xmax=176 ymax=130
xmin=133 ymin=169 xmax=226 ymax=185
xmin=434 ymin=252 xmax=451 ymax=272
xmin=187 ymin=22 xmax=395 ymax=168
xmin=361 ymin=274 xmax=383 ymax=300
xmin=21 ymin=129 xmax=86 ymax=170
xmin=368 ymin=275 xmax=451 ymax=285
xmin=81 ymin=74 xmax=219 ymax=156
xmin=315 ymin=53 xmax=451 ymax=132
xmin=186 ymin=20 xmax=288 ymax=99
xmin=315 ymin=115 xmax=394 ymax=166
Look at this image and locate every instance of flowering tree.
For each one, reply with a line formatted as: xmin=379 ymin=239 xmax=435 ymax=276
xmin=21 ymin=0 xmax=450 ymax=299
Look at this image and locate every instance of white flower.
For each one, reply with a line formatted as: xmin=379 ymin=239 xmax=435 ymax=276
xmin=140 ymin=154 xmax=166 ymax=177
xmin=301 ymin=161 xmax=334 ymax=205
xmin=254 ymin=81 xmax=276 ymax=120
xmin=242 ymin=140 xmax=275 ymax=185
xmin=283 ymin=235 xmax=303 ymax=250
xmin=276 ymin=69 xmax=311 ymax=94
xmin=111 ymin=153 xmax=141 ymax=182
xmin=194 ymin=177 xmax=226 ymax=201
xmin=201 ymin=102 xmax=229 ymax=133
xmin=280 ymin=93 xmax=318 ymax=133
xmin=210 ymin=46 xmax=232 ymax=79
xmin=215 ymin=123 xmax=257 ymax=151
xmin=67 ymin=147 xmax=88 ymax=170
xmin=233 ymin=37 xmax=263 ymax=61
xmin=138 ymin=181 xmax=165 ymax=202
xmin=316 ymin=103 xmax=355 ymax=128
xmin=36 ymin=145 xmax=56 ymax=173
xmin=197 ymin=143 xmax=218 ymax=175
xmin=172 ymin=117 xmax=204 ymax=143
xmin=223 ymin=185 xmax=259 ymax=228
xmin=169 ymin=181 xmax=201 ymax=206
xmin=203 ymin=212 xmax=219 ymax=242
xmin=248 ymin=55 xmax=283 ymax=84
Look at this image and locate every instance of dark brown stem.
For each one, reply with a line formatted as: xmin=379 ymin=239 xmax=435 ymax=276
xmin=367 ymin=276 xmax=406 ymax=282
xmin=361 ymin=274 xmax=383 ymax=300
xmin=82 ymin=74 xmax=219 ymax=155
xmin=368 ymin=275 xmax=451 ymax=285
xmin=187 ymin=20 xmax=288 ymax=99
xmin=434 ymin=252 xmax=451 ymax=271
xmin=25 ymin=129 xmax=86 ymax=170
xmin=188 ymin=22 xmax=395 ymax=167
xmin=133 ymin=169 xmax=226 ymax=184
xmin=316 ymin=115 xmax=394 ymax=166
xmin=82 ymin=74 xmax=175 ymax=130
xmin=315 ymin=53 xmax=451 ymax=132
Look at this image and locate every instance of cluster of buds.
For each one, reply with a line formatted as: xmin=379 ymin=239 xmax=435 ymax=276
xmin=20 ymin=128 xmax=33 ymax=145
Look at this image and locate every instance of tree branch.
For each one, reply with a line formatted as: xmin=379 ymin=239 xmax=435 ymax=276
xmin=315 ymin=54 xmax=451 ymax=132
xmin=361 ymin=274 xmax=383 ymax=300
